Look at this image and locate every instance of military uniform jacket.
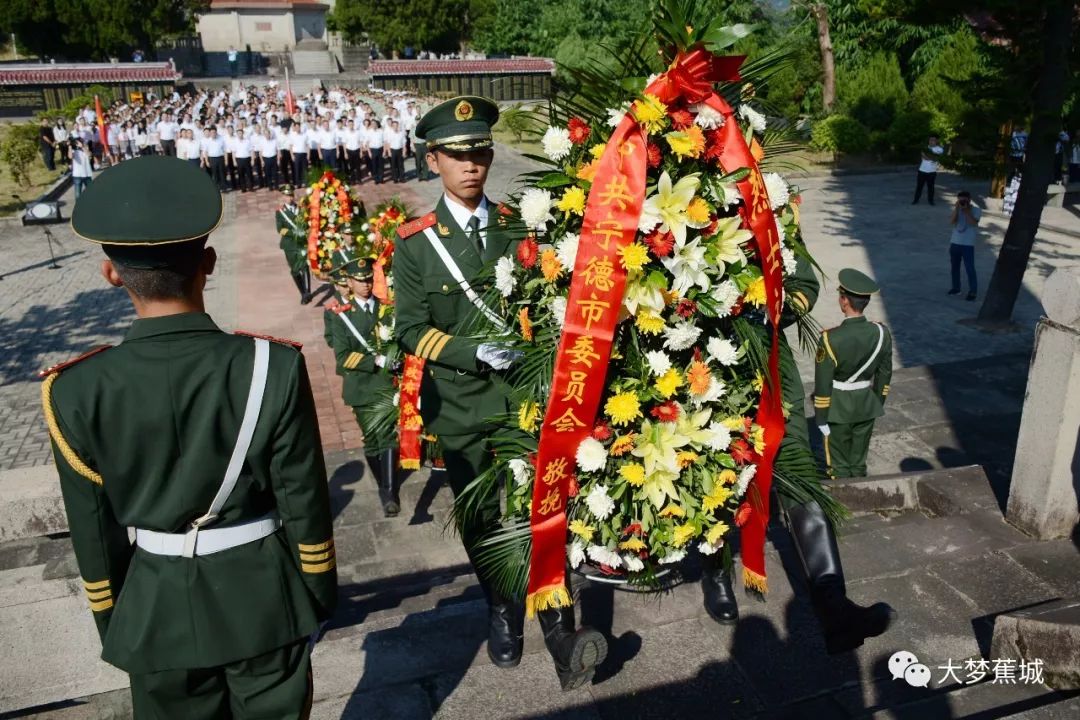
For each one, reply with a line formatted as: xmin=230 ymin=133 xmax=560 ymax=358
xmin=329 ymin=297 xmax=395 ymax=406
xmin=276 ymin=203 xmax=307 ymax=274
xmin=393 ymin=196 xmax=520 ymax=437
xmin=42 ymin=313 xmax=337 ymax=673
xmin=813 ymin=315 xmax=893 ymax=425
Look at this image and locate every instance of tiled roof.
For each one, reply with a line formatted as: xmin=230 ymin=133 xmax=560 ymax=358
xmin=209 ymin=0 xmax=327 ymax=8
xmin=371 ymin=58 xmax=555 ymax=76
xmin=0 ymin=62 xmax=182 ymax=87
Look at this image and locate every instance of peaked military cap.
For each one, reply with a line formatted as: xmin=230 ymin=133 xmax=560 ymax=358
xmin=415 ymin=96 xmax=499 ymax=151
xmin=837 ymin=268 xmax=879 ymax=297
xmin=329 ymin=247 xmax=374 ymax=281
xmin=281 ymin=183 xmax=295 ymax=196
xmin=72 ymin=155 xmax=222 ymax=269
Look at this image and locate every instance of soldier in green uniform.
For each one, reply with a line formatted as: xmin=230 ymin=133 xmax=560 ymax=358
xmin=327 ymin=251 xmax=401 ymax=516
xmin=43 ymin=156 xmax=337 ymax=718
xmin=394 ymin=96 xmax=606 ymax=690
xmin=277 ymin=184 xmax=313 ymax=304
xmin=701 ymin=257 xmax=894 ymax=654
xmin=813 ymin=268 xmax=893 ymax=479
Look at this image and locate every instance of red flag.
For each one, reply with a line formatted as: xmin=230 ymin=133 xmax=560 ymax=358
xmin=284 ymin=68 xmax=296 ymax=117
xmin=94 ymin=95 xmax=109 ymax=153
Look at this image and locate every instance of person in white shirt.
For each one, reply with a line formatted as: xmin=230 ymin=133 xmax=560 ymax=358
xmin=53 ymin=120 xmax=70 ymax=166
xmin=257 ymin=127 xmax=280 ymax=190
xmin=201 ymin=126 xmax=228 ymax=191
xmin=70 ymin=138 xmax=94 ymax=199
xmin=386 ymin=120 xmax=406 ymax=183
xmin=316 ymin=120 xmax=338 ymax=171
xmin=288 ymin=125 xmax=309 ymax=186
xmin=366 ymin=120 xmax=385 ymax=184
xmin=913 ymin=134 xmax=944 ymax=206
xmin=342 ymin=120 xmax=364 ymax=184
xmin=223 ymin=126 xmax=239 ymax=190
xmin=175 ymin=129 xmax=194 ymax=165
xmin=158 ymin=113 xmax=179 ymax=156
xmin=135 ymin=122 xmax=151 ymax=156
xmin=232 ymin=128 xmax=255 ymax=192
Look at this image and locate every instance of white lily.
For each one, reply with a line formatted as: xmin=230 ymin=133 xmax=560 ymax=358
xmin=622 ymin=274 xmax=666 ymax=316
xmin=662 ymin=236 xmax=711 ymax=295
xmin=638 ymin=172 xmax=710 ymax=244
xmin=710 ymin=216 xmax=752 ymax=271
xmin=632 ymin=419 xmax=690 ymax=508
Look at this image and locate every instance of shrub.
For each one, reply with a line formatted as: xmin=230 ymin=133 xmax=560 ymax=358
xmin=0 ymin=123 xmax=42 ymax=189
xmin=887 ymin=109 xmax=934 ymax=160
xmin=497 ymin=104 xmax=536 ymax=143
xmin=837 ymin=52 xmax=909 ymax=132
xmin=811 ymin=115 xmax=871 ymax=160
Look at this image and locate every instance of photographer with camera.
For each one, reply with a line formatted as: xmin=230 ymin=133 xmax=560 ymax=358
xmin=70 ymin=139 xmax=94 ymax=200
xmin=947 ymin=191 xmax=981 ymax=301
xmin=912 ymin=134 xmax=944 ymax=205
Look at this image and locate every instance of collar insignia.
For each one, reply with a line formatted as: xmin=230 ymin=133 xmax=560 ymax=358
xmin=438 ymin=223 xmax=450 ymax=236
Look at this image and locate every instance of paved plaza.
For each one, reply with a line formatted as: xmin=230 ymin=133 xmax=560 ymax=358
xmin=2 ymin=152 xmax=1080 ymax=718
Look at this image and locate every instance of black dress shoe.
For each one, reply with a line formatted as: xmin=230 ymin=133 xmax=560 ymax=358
xmin=966 ymin=292 xmax=977 ymax=301
xmin=487 ymin=602 xmax=524 ymax=668
xmin=814 ymin=587 xmax=896 ymax=654
xmin=701 ymin=564 xmax=739 ymax=625
xmin=538 ymin=607 xmax=607 ymax=690
xmin=946 ymin=289 xmax=960 ymax=295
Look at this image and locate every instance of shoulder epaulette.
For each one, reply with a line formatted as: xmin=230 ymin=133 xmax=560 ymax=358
xmin=38 ymin=345 xmax=112 ymax=379
xmin=234 ymin=330 xmax=303 ymax=350
xmin=396 ymin=212 xmax=437 ymax=239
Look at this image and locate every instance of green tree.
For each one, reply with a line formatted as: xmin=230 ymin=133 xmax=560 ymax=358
xmin=0 ymin=123 xmax=42 ymax=189
xmin=837 ymin=51 xmax=908 ymax=131
xmin=328 ymin=0 xmax=475 ymax=55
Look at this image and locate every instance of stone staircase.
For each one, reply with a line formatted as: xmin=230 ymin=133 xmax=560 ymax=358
xmin=292 ymin=40 xmax=339 ymax=77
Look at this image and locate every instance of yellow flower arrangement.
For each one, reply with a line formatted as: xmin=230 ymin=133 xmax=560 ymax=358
xmin=717 ymin=468 xmax=738 ymax=485
xmin=619 ymin=243 xmax=649 ymax=271
xmin=655 ymin=368 xmax=683 ymax=398
xmin=610 ymin=434 xmax=637 ymax=456
xmin=677 ymin=451 xmax=699 ymax=468
xmin=518 ymin=400 xmax=541 ymax=433
xmin=619 ymin=536 xmax=647 ymax=552
xmin=744 ymin=275 xmax=767 ymax=306
xmin=540 ymin=249 xmax=563 ymax=282
xmin=672 ymin=523 xmax=695 ymax=546
xmin=557 ymin=186 xmax=587 ymax=216
xmin=702 ymin=484 xmax=733 ymax=513
xmin=589 ymin=144 xmax=606 ymax=159
xmin=635 ymin=310 xmax=665 ymax=335
xmin=569 ymin=519 xmax=595 ymax=541
xmin=619 ymin=462 xmax=646 ymax=486
xmin=659 ymin=504 xmax=685 ymax=518
xmin=632 ymin=93 xmax=669 ymax=134
xmin=665 ymin=125 xmax=706 ymax=159
xmin=706 ymin=521 xmax=730 ymax=545
xmin=686 ymin=196 xmax=711 ymax=224
xmin=605 ymin=392 xmax=642 ymax=427
xmin=751 ymin=425 xmax=766 ymax=454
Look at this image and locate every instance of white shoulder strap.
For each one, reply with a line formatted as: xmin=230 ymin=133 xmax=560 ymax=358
xmin=338 ymin=310 xmax=375 ymax=352
xmin=184 ymin=338 xmax=270 ymax=557
xmin=422 ymin=226 xmax=508 ymax=331
xmin=844 ymin=323 xmax=885 ymax=384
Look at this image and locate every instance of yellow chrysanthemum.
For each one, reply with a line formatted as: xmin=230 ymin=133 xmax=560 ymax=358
xmin=518 ymin=401 xmax=541 ymax=433
xmin=569 ymin=519 xmax=595 ymax=541
xmin=722 ymin=417 xmax=746 ymax=432
xmin=706 ymin=521 xmax=730 ymax=546
xmin=751 ymin=425 xmax=766 ymax=454
xmin=589 ymin=143 xmax=606 ymax=159
xmin=752 ymin=372 xmax=764 ymax=392
xmin=659 ymin=504 xmax=685 ymax=518
xmin=686 ymin=196 xmax=711 ymax=224
xmin=702 ymin=485 xmax=734 ymax=513
xmin=677 ymin=451 xmax=699 ymax=468
xmin=576 ymin=159 xmax=600 ymax=183
xmin=610 ymin=434 xmax=637 ymax=456
xmin=744 ymin=276 xmax=767 ymax=307
xmin=619 ymin=536 xmax=647 ymax=552
xmin=635 ymin=310 xmax=665 ymax=335
xmin=665 ymin=125 xmax=706 ymax=159
xmin=605 ymin=392 xmax=642 ymax=427
xmin=718 ymin=468 xmax=738 ymax=486
xmin=556 ymin=186 xmax=587 ymax=216
xmin=632 ymin=94 xmax=669 ymax=135
xmin=540 ymin=249 xmax=563 ymax=282
xmin=619 ymin=463 xmax=646 ymax=486
xmin=672 ymin=523 xmax=695 ymax=547
xmin=619 ymin=243 xmax=649 ymax=272
xmin=655 ymin=368 xmax=683 ymax=398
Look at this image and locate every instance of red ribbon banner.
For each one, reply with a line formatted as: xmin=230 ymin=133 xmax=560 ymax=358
xmin=526 ymin=47 xmax=786 ymax=611
xmin=397 ymin=354 xmax=426 ymax=470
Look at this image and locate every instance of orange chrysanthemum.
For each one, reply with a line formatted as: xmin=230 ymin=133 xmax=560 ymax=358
xmin=610 ymin=433 xmax=637 ymax=456
xmin=518 ymin=307 xmax=533 ymax=341
xmin=540 ymin=249 xmax=563 ymax=282
xmin=576 ymin=159 xmax=601 ymax=183
xmin=687 ymin=360 xmax=712 ymax=395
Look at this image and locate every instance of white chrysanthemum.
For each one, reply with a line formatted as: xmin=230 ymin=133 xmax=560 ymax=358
xmin=763 ymin=172 xmax=790 ymax=210
xmin=494 ymin=256 xmax=516 ymax=297
xmin=368 ymin=232 xmax=378 ymax=242
xmin=576 ymin=437 xmax=608 ymax=473
xmin=736 ymin=464 xmax=757 ymax=498
xmin=691 ymin=102 xmax=725 ymax=129
xmin=698 ymin=540 xmax=721 ymax=555
xmin=361 ymin=222 xmax=370 ymax=231
xmin=622 ymin=554 xmax=645 ymax=572
xmin=663 ymin=319 xmax=702 ymax=352
xmin=541 ymin=126 xmax=573 ymax=161
xmin=556 ymin=232 xmax=580 ymax=271
xmin=691 ymin=377 xmax=727 ymax=407
xmin=782 ymin=245 xmax=798 ymax=276
xmin=645 ymin=350 xmax=672 ymax=377
xmin=569 ymin=540 xmax=587 ymax=569
xmin=707 ymin=337 xmax=739 ymax=366
xmin=376 ymin=323 xmax=393 ymax=342
xmin=392 ymin=392 xmax=400 ymax=407
xmin=519 ymin=188 xmax=555 ymax=231
xmin=584 ymin=484 xmax=615 ymax=520
xmin=508 ymin=458 xmax=532 ymax=487
xmin=703 ymin=421 xmax=733 ymax=451
xmin=711 ymin=280 xmax=741 ymax=318
xmin=659 ymin=549 xmax=687 ymax=564
xmin=550 ymin=296 xmax=567 ymax=328
xmin=587 ymin=544 xmax=623 ymax=568
xmin=605 ymin=103 xmax=630 ymax=128
xmin=738 ymin=104 xmax=767 ymax=134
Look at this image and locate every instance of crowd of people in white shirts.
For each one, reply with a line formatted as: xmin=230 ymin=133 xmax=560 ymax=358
xmin=51 ymin=84 xmax=437 ymax=198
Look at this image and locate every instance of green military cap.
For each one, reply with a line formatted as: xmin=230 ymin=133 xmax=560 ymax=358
xmin=837 ymin=268 xmax=879 ymax=297
xmin=281 ymin=183 xmax=295 ymax=196
xmin=329 ymin=247 xmax=374 ymax=281
xmin=415 ymin=96 xmax=499 ymax=152
xmin=72 ymin=155 xmax=222 ymax=269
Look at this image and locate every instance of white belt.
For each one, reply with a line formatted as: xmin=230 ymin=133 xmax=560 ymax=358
xmin=832 ymin=379 xmax=872 ymax=391
xmin=135 ymin=514 xmax=281 ymax=557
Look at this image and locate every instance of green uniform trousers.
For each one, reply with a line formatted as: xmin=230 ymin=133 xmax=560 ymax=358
xmin=129 ymin=638 xmax=312 ymax=720
xmin=438 ymin=432 xmax=505 ymax=583
xmin=824 ymin=420 xmax=876 ymax=478
xmin=352 ymin=406 xmax=394 ymax=456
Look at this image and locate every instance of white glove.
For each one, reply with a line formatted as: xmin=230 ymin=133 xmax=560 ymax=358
xmin=476 ymin=343 xmax=523 ymax=371
xmin=818 ymin=424 xmax=831 ymax=437
xmin=375 ymin=355 xmax=387 ymax=368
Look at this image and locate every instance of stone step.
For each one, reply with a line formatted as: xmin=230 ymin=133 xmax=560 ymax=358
xmin=992 ymin=597 xmax=1080 ymax=690
xmin=293 ymin=51 xmax=338 ymax=76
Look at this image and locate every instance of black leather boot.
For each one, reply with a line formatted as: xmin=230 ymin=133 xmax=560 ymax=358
xmin=701 ymin=553 xmax=739 ymax=625
xmin=486 ymin=597 xmax=524 ymax=668
xmin=537 ymin=606 xmax=608 ymax=691
xmin=378 ymin=448 xmax=400 ymax=517
xmin=291 ymin=272 xmax=309 ymax=303
xmin=300 ymin=267 xmax=313 ymax=304
xmin=786 ymin=500 xmax=896 ymax=654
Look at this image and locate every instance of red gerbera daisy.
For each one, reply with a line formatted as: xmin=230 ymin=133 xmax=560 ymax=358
xmin=730 ymin=297 xmax=745 ymax=317
xmin=592 ymin=421 xmax=613 ymax=442
xmin=669 ymin=108 xmax=694 ymax=129
xmin=646 ymin=142 xmax=663 ymax=168
xmin=703 ymin=129 xmax=726 ymax=163
xmin=644 ymin=229 xmax=675 ymax=257
xmin=567 ymin=117 xmax=591 ymax=144
xmin=517 ymin=235 xmax=539 ymax=268
xmin=567 ymin=476 xmax=580 ymax=498
xmin=650 ymin=400 xmax=681 ymax=422
xmin=730 ymin=438 xmax=754 ymax=464
xmin=623 ymin=522 xmax=643 ymax=536
xmin=675 ymin=298 xmax=698 ymax=319
xmin=734 ymin=502 xmax=753 ymax=527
